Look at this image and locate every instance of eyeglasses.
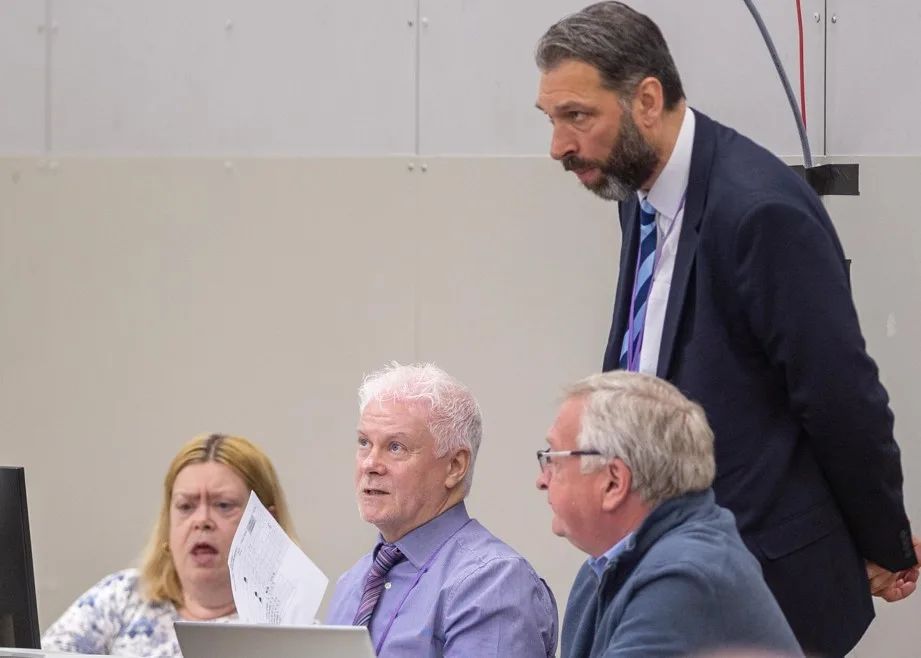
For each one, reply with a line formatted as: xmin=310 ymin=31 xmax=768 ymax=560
xmin=536 ymin=449 xmax=602 ymax=471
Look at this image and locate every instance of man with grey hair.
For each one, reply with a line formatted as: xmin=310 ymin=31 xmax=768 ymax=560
xmin=537 ymin=370 xmax=803 ymax=658
xmin=325 ymin=362 xmax=558 ymax=657
xmin=535 ymin=3 xmax=919 ymax=656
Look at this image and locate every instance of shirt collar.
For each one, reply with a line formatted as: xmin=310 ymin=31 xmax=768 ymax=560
xmin=376 ymin=502 xmax=470 ymax=570
xmin=588 ymin=532 xmax=635 ymax=578
xmin=638 ymin=106 xmax=695 ymax=220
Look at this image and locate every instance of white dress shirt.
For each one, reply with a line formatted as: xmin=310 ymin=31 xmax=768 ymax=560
xmin=635 ymin=107 xmax=695 ymax=375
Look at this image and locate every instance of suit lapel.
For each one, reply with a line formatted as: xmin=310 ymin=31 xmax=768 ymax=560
xmin=656 ymin=110 xmax=716 ymax=378
xmin=603 ymin=196 xmax=640 ymax=371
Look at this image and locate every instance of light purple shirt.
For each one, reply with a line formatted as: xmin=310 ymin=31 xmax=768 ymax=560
xmin=325 ymin=502 xmax=558 ymax=657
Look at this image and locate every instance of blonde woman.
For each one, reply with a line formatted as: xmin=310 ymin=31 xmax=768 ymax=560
xmin=42 ymin=433 xmax=297 ymax=656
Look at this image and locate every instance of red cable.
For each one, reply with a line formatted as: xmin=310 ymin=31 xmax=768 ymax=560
xmin=795 ymin=0 xmax=807 ymax=128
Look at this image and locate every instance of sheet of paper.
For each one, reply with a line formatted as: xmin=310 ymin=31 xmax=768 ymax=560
xmin=228 ymin=490 xmax=328 ymax=625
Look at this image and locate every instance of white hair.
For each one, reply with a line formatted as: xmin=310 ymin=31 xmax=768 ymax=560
xmin=358 ymin=362 xmax=482 ymax=494
xmin=564 ymin=370 xmax=715 ymax=506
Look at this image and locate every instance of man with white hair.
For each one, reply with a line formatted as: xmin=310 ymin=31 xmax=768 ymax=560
xmin=325 ymin=362 xmax=558 ymax=657
xmin=537 ymin=370 xmax=803 ymax=658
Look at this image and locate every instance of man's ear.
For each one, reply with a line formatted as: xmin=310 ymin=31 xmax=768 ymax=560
xmin=600 ymin=459 xmax=632 ymax=513
xmin=445 ymin=449 xmax=471 ymax=490
xmin=633 ymin=76 xmax=665 ymax=129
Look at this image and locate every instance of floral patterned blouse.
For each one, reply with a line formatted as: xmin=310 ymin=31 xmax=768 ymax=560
xmin=41 ymin=568 xmax=236 ymax=657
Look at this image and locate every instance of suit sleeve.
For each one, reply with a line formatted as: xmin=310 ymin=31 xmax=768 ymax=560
xmin=733 ymin=199 xmax=916 ymax=570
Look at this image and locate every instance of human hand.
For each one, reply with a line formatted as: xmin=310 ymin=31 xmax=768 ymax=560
xmin=867 ymin=535 xmax=921 ymax=602
xmin=867 ymin=561 xmax=918 ymax=601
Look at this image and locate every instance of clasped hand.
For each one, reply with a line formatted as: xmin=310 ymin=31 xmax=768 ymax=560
xmin=867 ymin=534 xmax=921 ymax=602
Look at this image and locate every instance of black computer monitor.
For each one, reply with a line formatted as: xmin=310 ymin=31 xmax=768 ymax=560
xmin=0 ymin=466 xmax=41 ymax=649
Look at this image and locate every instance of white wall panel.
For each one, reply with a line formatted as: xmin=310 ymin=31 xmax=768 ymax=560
xmin=0 ymin=1 xmax=46 ymax=155
xmin=826 ymin=0 xmax=921 ymax=155
xmin=3 ymin=152 xmax=921 ymax=655
xmin=823 ymin=157 xmax=921 ymax=657
xmin=50 ymin=0 xmax=418 ymax=155
xmin=418 ymin=0 xmax=825 ymax=158
xmin=0 ymin=158 xmax=417 ymax=624
xmin=415 ymin=158 xmax=620 ymax=615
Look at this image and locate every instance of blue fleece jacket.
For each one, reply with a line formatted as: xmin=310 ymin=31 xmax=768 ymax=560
xmin=562 ymin=489 xmax=803 ymax=658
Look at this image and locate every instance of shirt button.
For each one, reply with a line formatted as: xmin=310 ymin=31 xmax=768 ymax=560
xmin=384 ymin=582 xmax=392 ymax=590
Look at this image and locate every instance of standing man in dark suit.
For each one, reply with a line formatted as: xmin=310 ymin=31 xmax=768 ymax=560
xmin=533 ymin=3 xmax=920 ymax=656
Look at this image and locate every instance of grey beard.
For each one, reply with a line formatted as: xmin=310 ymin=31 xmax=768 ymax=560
xmin=588 ymin=173 xmax=634 ymax=202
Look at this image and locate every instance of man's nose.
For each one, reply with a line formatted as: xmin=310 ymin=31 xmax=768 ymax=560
xmin=536 ymin=468 xmax=550 ymax=491
xmin=360 ymin=449 xmax=386 ymax=475
xmin=549 ymin=127 xmax=576 ymax=161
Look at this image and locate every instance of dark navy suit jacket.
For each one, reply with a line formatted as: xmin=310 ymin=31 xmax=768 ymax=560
xmin=602 ymin=109 xmax=916 ymax=656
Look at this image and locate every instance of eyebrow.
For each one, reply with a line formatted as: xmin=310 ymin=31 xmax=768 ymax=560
xmin=357 ymin=432 xmax=421 ymax=451
xmin=357 ymin=431 xmax=412 ymax=440
xmin=560 ymin=101 xmax=592 ymax=113
xmin=542 ymin=99 xmax=593 ymax=114
xmin=171 ymin=490 xmax=237 ymax=499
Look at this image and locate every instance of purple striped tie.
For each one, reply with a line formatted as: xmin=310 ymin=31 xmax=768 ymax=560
xmin=352 ymin=543 xmax=404 ymax=627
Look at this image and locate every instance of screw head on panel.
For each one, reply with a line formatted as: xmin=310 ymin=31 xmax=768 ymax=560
xmin=408 ymin=163 xmax=415 ymax=171
xmin=421 ymin=164 xmax=428 ymax=173
xmin=422 ymin=17 xmax=429 ymax=27
xmin=224 ymin=161 xmax=234 ymax=172
xmin=407 ymin=19 xmax=414 ymax=26
xmin=813 ymin=12 xmax=821 ymax=22
xmin=831 ymin=15 xmax=838 ymax=23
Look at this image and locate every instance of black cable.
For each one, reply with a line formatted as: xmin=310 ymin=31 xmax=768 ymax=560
xmin=741 ymin=0 xmax=814 ymax=168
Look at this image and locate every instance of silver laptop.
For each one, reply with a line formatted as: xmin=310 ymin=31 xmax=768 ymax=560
xmin=174 ymin=621 xmax=376 ymax=658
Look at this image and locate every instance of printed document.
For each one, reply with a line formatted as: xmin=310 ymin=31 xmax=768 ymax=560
xmin=228 ymin=490 xmax=328 ymax=625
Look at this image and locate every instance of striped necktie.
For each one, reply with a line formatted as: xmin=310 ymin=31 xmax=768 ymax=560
xmin=352 ymin=543 xmax=404 ymax=627
xmin=619 ymin=198 xmax=658 ymax=370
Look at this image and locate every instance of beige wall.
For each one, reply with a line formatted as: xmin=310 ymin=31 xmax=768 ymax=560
xmin=2 ymin=156 xmax=920 ymax=657
xmin=0 ymin=155 xmax=616 ymax=629
xmin=3 ymin=1 xmax=921 ymax=656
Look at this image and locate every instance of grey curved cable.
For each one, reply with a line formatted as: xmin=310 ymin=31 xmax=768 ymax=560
xmin=741 ymin=0 xmax=814 ymax=168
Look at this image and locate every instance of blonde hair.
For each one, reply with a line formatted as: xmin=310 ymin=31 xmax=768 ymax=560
xmin=138 ymin=433 xmax=297 ymax=605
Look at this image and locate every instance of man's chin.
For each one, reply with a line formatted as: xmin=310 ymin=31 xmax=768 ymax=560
xmin=585 ymin=175 xmax=633 ymax=202
xmin=357 ymin=503 xmax=392 ymax=527
xmin=550 ymin=517 xmax=567 ymax=539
